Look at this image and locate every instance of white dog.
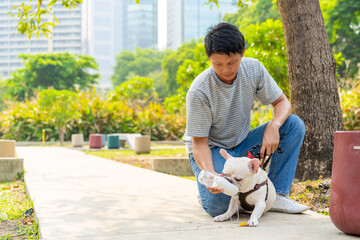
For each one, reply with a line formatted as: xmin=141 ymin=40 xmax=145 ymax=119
xmin=213 ymin=149 xmax=276 ymax=227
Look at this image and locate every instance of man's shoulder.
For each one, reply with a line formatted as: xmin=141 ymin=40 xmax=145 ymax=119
xmin=241 ymin=57 xmax=261 ymax=66
xmin=188 ymin=67 xmax=213 ymax=92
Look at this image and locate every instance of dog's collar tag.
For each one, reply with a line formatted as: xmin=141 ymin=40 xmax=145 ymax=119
xmin=247 ymin=151 xmax=254 ymax=159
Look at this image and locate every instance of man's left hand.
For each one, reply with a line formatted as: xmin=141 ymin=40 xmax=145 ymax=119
xmin=260 ymin=122 xmax=280 ymax=160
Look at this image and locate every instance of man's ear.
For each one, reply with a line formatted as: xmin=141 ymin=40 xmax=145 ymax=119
xmin=220 ymin=149 xmax=231 ymax=160
xmin=248 ymin=158 xmax=260 ymax=174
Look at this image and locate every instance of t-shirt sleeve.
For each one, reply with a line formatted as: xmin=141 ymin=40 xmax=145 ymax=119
xmin=186 ymin=90 xmax=212 ymax=137
xmin=255 ymin=61 xmax=283 ymax=105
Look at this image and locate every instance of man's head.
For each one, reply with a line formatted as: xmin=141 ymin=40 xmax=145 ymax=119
xmin=204 ymin=22 xmax=245 ymax=58
xmin=204 ymin=23 xmax=245 ymax=84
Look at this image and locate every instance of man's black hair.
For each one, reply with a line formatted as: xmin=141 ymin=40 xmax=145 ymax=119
xmin=204 ymin=22 xmax=245 ymax=58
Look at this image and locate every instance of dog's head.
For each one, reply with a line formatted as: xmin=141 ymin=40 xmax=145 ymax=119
xmin=220 ymin=149 xmax=260 ymax=190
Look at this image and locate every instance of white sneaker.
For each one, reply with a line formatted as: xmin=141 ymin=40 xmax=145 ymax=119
xmin=270 ymin=194 xmax=309 ymax=213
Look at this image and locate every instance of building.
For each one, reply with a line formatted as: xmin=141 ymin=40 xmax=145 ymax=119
xmin=124 ymin=0 xmax=158 ymax=51
xmin=84 ymin=0 xmax=125 ymax=88
xmin=0 ymin=0 xmax=82 ymax=79
xmin=166 ymin=0 xmax=238 ymax=50
xmin=0 ymin=0 xmax=159 ymax=88
xmin=85 ymin=0 xmax=158 ymax=88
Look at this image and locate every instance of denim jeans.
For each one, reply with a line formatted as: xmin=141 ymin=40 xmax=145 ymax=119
xmin=188 ymin=114 xmax=305 ymax=217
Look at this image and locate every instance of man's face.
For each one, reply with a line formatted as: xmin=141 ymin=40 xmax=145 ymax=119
xmin=209 ymin=52 xmax=242 ymax=84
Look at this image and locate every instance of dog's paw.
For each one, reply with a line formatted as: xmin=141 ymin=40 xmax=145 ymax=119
xmin=248 ymin=219 xmax=259 ymax=227
xmin=214 ymin=214 xmax=230 ymax=222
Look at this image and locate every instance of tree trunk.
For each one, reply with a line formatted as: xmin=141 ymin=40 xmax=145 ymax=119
xmin=59 ymin=125 xmax=65 ymax=146
xmin=278 ymin=0 xmax=344 ymax=181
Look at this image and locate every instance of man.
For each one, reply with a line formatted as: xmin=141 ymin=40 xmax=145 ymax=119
xmin=183 ymin=22 xmax=308 ymax=217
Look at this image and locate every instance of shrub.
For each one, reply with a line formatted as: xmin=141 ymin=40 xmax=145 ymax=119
xmin=340 ymin=81 xmax=360 ymax=130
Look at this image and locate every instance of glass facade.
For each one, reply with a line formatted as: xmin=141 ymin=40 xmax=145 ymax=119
xmin=124 ymin=0 xmax=158 ymax=51
xmin=0 ymin=0 xmax=82 ymax=78
xmin=167 ymin=0 xmax=237 ymax=49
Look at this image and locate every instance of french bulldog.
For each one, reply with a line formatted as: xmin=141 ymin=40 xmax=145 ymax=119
xmin=213 ymin=149 xmax=276 ymax=227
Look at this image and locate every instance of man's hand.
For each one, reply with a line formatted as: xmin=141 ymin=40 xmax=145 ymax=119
xmin=260 ymin=122 xmax=280 ymax=160
xmin=207 ymin=186 xmax=224 ymax=194
xmin=206 ymin=173 xmax=224 ymax=194
xmin=260 ymin=93 xmax=291 ymax=160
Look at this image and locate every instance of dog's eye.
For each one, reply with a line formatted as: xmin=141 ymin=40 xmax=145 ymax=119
xmin=234 ymin=178 xmax=242 ymax=182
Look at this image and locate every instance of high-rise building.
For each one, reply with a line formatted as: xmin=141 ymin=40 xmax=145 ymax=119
xmin=124 ymin=0 xmax=158 ymax=51
xmin=84 ymin=0 xmax=125 ymax=88
xmin=0 ymin=0 xmax=159 ymax=88
xmin=84 ymin=0 xmax=158 ymax=88
xmin=166 ymin=0 xmax=237 ymax=50
xmin=0 ymin=0 xmax=82 ymax=79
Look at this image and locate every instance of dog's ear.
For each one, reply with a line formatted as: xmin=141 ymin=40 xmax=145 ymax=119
xmin=248 ymin=158 xmax=260 ymax=174
xmin=220 ymin=149 xmax=231 ymax=160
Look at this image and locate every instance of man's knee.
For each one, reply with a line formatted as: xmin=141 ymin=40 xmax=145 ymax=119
xmin=286 ymin=114 xmax=305 ymax=139
xmin=204 ymin=204 xmax=229 ymax=217
xmin=202 ymin=194 xmax=230 ymax=217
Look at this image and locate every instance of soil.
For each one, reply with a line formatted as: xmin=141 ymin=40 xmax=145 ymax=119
xmin=290 ymin=178 xmax=331 ymax=214
xmin=0 ymin=218 xmax=35 ymax=240
xmin=0 ymin=180 xmax=37 ymax=240
xmin=111 ymin=153 xmax=187 ymax=170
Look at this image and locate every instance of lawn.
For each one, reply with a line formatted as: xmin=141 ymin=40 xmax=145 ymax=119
xmin=0 ymin=179 xmax=38 ymax=239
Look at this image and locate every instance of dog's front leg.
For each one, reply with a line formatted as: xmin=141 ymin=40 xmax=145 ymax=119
xmin=214 ymin=196 xmax=239 ymax=222
xmin=248 ymin=201 xmax=266 ymax=227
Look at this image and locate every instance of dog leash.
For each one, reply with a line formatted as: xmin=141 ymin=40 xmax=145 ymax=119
xmin=247 ymin=144 xmax=283 ymax=170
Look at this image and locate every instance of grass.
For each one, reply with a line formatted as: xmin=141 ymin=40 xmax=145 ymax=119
xmin=83 ymin=148 xmax=186 ymax=159
xmin=0 ymin=179 xmax=39 ymax=239
xmin=290 ymin=178 xmax=331 ymax=215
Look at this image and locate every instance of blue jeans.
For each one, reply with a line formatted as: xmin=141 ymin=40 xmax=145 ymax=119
xmin=188 ymin=114 xmax=305 ymax=217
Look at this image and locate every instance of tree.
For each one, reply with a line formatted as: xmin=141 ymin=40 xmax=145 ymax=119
xmin=107 ymin=77 xmax=158 ymax=108
xmin=277 ymin=0 xmax=344 ymax=180
xmin=111 ymin=48 xmax=165 ymax=87
xmin=224 ymin=0 xmax=360 ymax=79
xmin=243 ymin=19 xmax=289 ymax=97
xmin=211 ymin=0 xmax=345 ymax=180
xmin=5 ymin=52 xmax=99 ymax=101
xmin=38 ymin=89 xmax=80 ymax=145
xmin=325 ymin=0 xmax=360 ymax=77
xmin=161 ymin=40 xmax=199 ymax=97
xmin=8 ymin=0 xmax=82 ymax=38
xmin=223 ymin=0 xmax=278 ymax=29
xmin=164 ymin=42 xmax=210 ymax=114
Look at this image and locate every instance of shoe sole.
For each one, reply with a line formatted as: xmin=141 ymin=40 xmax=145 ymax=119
xmin=269 ymin=207 xmax=309 ymax=214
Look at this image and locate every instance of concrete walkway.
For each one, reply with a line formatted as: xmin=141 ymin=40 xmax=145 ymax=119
xmin=17 ymin=147 xmax=357 ymax=240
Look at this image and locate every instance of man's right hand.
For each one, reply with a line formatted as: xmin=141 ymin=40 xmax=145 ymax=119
xmin=207 ymin=186 xmax=224 ymax=194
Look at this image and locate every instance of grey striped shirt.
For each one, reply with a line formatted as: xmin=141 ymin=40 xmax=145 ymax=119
xmin=183 ymin=57 xmax=282 ymax=153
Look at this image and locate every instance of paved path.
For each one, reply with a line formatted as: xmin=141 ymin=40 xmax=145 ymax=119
xmin=17 ymin=147 xmax=357 ymax=240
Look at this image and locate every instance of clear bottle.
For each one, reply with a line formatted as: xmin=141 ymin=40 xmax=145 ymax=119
xmin=198 ymin=170 xmax=239 ymax=196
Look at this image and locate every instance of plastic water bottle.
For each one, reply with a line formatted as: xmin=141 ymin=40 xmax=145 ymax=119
xmin=198 ymin=170 xmax=239 ymax=196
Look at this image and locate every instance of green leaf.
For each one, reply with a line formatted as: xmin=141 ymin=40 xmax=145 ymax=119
xmin=47 ymin=22 xmax=55 ymax=27
xmin=41 ymin=28 xmax=49 ymax=38
xmin=37 ymin=16 xmax=41 ymax=24
xmin=48 ymin=0 xmax=58 ymax=7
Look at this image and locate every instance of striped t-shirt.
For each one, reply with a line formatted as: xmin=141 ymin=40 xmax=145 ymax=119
xmin=183 ymin=57 xmax=283 ymax=153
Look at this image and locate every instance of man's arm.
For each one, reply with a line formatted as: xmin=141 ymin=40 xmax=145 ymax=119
xmin=260 ymin=93 xmax=291 ymax=159
xmin=192 ymin=136 xmax=223 ymax=194
xmin=192 ymin=137 xmax=214 ymax=171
